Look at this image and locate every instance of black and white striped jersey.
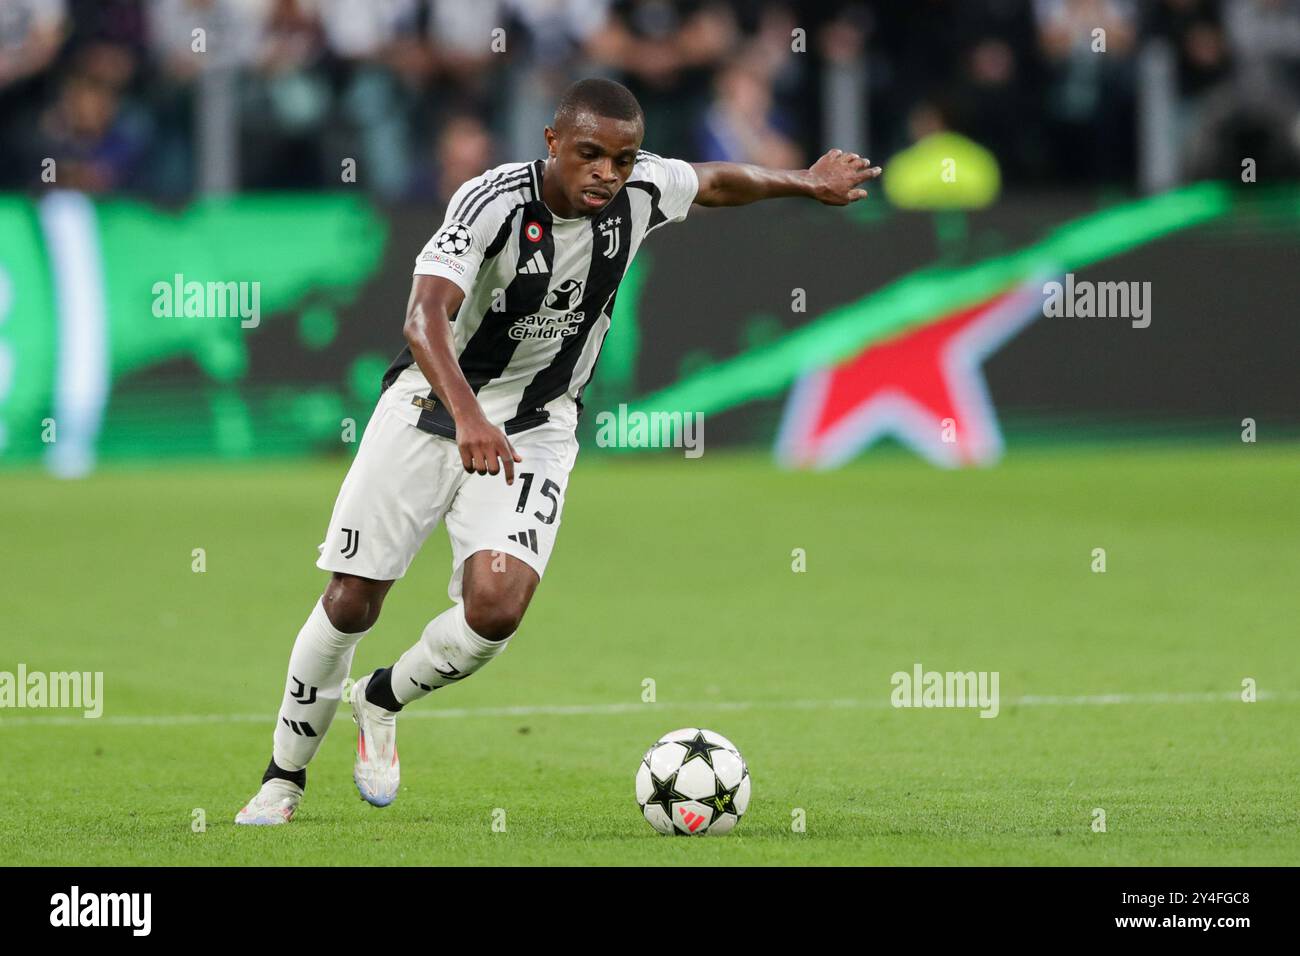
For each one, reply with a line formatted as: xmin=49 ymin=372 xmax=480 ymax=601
xmin=380 ymin=151 xmax=699 ymax=438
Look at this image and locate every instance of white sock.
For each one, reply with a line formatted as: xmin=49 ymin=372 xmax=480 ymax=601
xmin=390 ymin=603 xmax=510 ymax=706
xmin=272 ymin=599 xmax=370 ymax=772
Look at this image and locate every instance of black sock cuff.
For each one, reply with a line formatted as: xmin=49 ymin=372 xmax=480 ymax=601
xmin=262 ymin=757 xmax=306 ymax=790
xmin=365 ymin=666 xmax=404 ymax=712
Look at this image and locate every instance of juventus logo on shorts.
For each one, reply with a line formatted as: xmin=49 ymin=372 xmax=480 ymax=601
xmin=340 ymin=528 xmax=360 ymax=559
xmin=598 ymin=216 xmax=621 ymax=258
xmin=507 ymin=529 xmax=539 ymax=554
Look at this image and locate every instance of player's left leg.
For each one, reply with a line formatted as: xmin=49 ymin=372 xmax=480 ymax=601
xmin=366 ymin=549 xmax=536 ymax=699
xmin=351 ymin=424 xmax=577 ymax=806
xmin=349 ymin=554 xmax=539 ymax=806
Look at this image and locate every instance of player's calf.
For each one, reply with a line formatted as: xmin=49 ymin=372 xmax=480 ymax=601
xmin=238 ymin=575 xmax=394 ymax=824
xmin=362 ymin=552 xmax=535 ymax=712
xmin=349 ymin=553 xmax=536 ymax=805
xmin=269 ymin=596 xmax=373 ymax=778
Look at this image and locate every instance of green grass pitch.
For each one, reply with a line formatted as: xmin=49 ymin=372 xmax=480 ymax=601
xmin=1 ymin=444 xmax=1297 ymax=865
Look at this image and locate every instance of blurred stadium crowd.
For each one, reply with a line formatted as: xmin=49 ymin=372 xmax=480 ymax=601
xmin=3 ymin=0 xmax=1300 ymax=200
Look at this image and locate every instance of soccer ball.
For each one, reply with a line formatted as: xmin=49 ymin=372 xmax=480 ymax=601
xmin=635 ymin=728 xmax=751 ymax=835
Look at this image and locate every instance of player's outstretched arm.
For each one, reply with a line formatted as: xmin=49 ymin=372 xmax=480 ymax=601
xmin=404 ymin=275 xmax=522 ymax=482
xmin=691 ymin=149 xmax=882 ymax=208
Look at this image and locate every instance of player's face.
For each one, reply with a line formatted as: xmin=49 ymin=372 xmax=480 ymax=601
xmin=545 ymin=112 xmax=643 ymax=217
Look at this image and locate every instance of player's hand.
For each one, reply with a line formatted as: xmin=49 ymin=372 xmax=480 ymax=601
xmin=807 ymin=149 xmax=882 ymax=205
xmin=457 ymin=415 xmax=522 ymax=483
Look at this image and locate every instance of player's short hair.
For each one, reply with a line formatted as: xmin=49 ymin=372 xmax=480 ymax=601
xmin=553 ymin=78 xmax=644 ymax=130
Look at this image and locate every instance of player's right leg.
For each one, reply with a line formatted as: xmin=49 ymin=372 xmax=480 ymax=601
xmin=349 ymin=423 xmax=577 ymax=805
xmin=234 ymin=574 xmax=394 ymax=825
xmin=235 ymin=386 xmax=462 ymax=824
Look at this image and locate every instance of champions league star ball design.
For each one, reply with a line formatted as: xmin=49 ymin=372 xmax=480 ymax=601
xmin=635 ymin=728 xmax=751 ymax=835
xmin=434 ymin=222 xmax=472 ymax=256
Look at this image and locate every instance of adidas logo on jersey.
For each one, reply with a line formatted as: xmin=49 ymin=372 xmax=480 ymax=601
xmin=518 ymin=250 xmax=548 ymax=274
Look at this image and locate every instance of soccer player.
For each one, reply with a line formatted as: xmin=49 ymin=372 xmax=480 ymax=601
xmin=236 ymin=78 xmax=881 ymax=824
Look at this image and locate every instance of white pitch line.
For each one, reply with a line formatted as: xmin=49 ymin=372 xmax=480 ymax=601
xmin=1012 ymin=690 xmax=1296 ymax=706
xmin=0 ymin=690 xmax=1292 ymax=729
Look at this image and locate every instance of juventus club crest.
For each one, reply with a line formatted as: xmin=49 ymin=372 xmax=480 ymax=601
xmin=597 ymin=216 xmax=622 ymax=258
xmin=340 ymin=527 xmax=360 ymax=559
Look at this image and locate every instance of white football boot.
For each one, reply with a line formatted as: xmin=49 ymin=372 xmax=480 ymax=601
xmin=234 ymin=778 xmax=303 ymax=825
xmin=350 ymin=672 xmax=400 ymax=807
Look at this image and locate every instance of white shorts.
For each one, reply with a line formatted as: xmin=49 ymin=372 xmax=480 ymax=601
xmin=315 ymin=384 xmax=579 ymax=602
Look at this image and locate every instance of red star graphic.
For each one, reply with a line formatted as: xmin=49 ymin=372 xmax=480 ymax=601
xmin=776 ymin=281 xmax=1044 ymax=468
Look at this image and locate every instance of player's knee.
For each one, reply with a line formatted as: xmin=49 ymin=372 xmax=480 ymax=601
xmin=323 ymin=573 xmax=393 ymax=633
xmin=324 ymin=598 xmax=378 ymax=634
xmin=463 ymin=593 xmax=526 ymax=642
xmin=460 ymin=552 xmax=536 ymax=641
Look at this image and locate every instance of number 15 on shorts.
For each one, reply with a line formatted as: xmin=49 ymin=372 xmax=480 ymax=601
xmin=513 ymin=471 xmax=561 ymax=525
